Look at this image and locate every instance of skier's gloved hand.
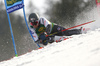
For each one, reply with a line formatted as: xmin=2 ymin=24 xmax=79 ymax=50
xmin=39 ymin=32 xmax=46 ymax=39
xmin=38 ymin=32 xmax=49 ymax=45
xmin=39 ymin=32 xmax=48 ymax=40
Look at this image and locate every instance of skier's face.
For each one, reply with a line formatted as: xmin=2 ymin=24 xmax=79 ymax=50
xmin=33 ymin=24 xmax=39 ymax=28
xmin=30 ymin=20 xmax=39 ymax=28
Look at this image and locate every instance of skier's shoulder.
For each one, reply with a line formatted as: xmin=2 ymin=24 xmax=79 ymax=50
xmin=39 ymin=17 xmax=46 ymax=19
xmin=39 ymin=17 xmax=56 ymax=24
xmin=39 ymin=17 xmax=48 ymax=22
xmin=39 ymin=17 xmax=51 ymax=25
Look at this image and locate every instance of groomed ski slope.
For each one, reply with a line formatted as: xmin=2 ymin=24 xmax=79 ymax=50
xmin=0 ymin=27 xmax=100 ymax=66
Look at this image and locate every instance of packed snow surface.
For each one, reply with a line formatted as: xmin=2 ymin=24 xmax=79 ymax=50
xmin=0 ymin=27 xmax=100 ymax=66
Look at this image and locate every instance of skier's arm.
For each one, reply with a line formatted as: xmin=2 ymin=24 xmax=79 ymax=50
xmin=40 ymin=17 xmax=52 ymax=34
xmin=45 ymin=24 xmax=52 ymax=34
xmin=30 ymin=28 xmax=39 ymax=42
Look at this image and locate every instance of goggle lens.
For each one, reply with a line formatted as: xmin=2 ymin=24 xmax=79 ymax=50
xmin=30 ymin=20 xmax=38 ymax=26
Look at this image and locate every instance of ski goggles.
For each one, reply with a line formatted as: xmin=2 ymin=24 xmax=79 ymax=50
xmin=30 ymin=20 xmax=38 ymax=26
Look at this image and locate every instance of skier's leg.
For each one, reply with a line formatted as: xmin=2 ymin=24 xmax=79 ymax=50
xmin=63 ymin=29 xmax=81 ymax=36
xmin=51 ymin=25 xmax=81 ymax=36
xmin=51 ymin=25 xmax=65 ymax=36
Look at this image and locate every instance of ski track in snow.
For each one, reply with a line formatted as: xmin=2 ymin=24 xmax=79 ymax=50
xmin=0 ymin=28 xmax=100 ymax=66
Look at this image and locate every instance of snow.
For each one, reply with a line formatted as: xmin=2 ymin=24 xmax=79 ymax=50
xmin=0 ymin=25 xmax=100 ymax=66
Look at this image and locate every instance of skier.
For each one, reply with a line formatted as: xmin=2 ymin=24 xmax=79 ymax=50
xmin=28 ymin=13 xmax=82 ymax=45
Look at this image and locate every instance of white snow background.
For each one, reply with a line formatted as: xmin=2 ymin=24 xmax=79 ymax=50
xmin=0 ymin=20 xmax=100 ymax=66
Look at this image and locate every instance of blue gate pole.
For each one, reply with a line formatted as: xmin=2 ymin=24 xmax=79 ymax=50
xmin=22 ymin=0 xmax=41 ymax=48
xmin=4 ymin=0 xmax=18 ymax=57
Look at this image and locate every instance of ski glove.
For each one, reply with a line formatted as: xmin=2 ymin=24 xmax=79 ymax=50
xmin=38 ymin=32 xmax=49 ymax=45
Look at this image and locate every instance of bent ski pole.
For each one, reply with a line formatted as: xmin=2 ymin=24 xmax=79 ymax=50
xmin=46 ymin=20 xmax=95 ymax=37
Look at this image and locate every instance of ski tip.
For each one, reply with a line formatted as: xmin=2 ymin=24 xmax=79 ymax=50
xmin=39 ymin=47 xmax=43 ymax=49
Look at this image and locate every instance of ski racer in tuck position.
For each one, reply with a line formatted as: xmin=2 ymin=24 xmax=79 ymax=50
xmin=28 ymin=13 xmax=82 ymax=45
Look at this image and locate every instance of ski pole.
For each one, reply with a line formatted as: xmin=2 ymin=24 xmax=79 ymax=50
xmin=46 ymin=20 xmax=95 ymax=37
